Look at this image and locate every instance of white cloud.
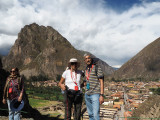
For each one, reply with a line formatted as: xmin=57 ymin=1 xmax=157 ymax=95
xmin=0 ymin=0 xmax=14 ymax=10
xmin=0 ymin=0 xmax=160 ymax=67
xmin=0 ymin=34 xmax=17 ymax=45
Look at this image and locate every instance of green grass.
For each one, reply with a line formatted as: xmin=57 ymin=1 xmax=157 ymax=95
xmin=28 ymin=98 xmax=59 ymax=108
xmin=28 ymin=98 xmax=64 ymax=118
xmin=26 ymin=87 xmax=64 ymax=101
xmin=28 ymin=92 xmax=64 ymax=101
xmin=29 ymin=98 xmax=48 ymax=108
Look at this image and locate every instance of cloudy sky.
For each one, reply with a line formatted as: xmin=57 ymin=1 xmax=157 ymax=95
xmin=0 ymin=0 xmax=160 ymax=68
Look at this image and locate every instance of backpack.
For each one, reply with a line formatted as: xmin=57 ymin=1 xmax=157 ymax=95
xmin=92 ymin=58 xmax=104 ymax=80
xmin=92 ymin=58 xmax=99 ymax=76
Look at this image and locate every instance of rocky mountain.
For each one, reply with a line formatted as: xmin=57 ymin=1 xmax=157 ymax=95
xmin=130 ymin=95 xmax=160 ymax=120
xmin=2 ymin=23 xmax=114 ymax=79
xmin=111 ymin=37 xmax=160 ymax=80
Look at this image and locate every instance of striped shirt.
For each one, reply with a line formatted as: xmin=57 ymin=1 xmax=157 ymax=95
xmin=85 ymin=64 xmax=104 ymax=95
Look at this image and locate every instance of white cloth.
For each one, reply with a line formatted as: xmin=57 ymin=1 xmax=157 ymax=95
xmin=62 ymin=69 xmax=82 ymax=90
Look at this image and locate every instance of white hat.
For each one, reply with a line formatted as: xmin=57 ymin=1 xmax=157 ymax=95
xmin=68 ymin=58 xmax=80 ymax=68
xmin=69 ymin=58 xmax=78 ymax=63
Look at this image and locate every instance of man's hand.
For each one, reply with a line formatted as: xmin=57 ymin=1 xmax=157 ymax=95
xmin=2 ymin=99 xmax=6 ymax=104
xmin=99 ymin=78 xmax=104 ymax=104
xmin=99 ymin=96 xmax=104 ymax=104
xmin=81 ymin=81 xmax=86 ymax=88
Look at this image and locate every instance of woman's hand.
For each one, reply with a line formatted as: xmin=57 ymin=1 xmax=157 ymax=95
xmin=58 ymin=77 xmax=66 ymax=90
xmin=2 ymin=99 xmax=6 ymax=104
xmin=61 ymin=84 xmax=66 ymax=91
xmin=18 ymin=96 xmax=22 ymax=102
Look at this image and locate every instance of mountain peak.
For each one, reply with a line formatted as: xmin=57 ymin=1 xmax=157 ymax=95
xmin=111 ymin=37 xmax=160 ymax=80
xmin=2 ymin=23 xmax=114 ymax=79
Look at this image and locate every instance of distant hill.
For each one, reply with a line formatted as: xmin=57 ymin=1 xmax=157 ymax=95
xmin=111 ymin=37 xmax=160 ymax=80
xmin=112 ymin=67 xmax=119 ymax=71
xmin=2 ymin=23 xmax=114 ymax=79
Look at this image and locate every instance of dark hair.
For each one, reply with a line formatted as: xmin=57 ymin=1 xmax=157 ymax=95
xmin=68 ymin=62 xmax=80 ymax=68
xmin=15 ymin=67 xmax=19 ymax=72
xmin=10 ymin=67 xmax=20 ymax=76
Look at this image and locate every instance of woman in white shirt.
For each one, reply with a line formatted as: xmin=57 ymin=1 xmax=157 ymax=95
xmin=58 ymin=58 xmax=83 ymax=120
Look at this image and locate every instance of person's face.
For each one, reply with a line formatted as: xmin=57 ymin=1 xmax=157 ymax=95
xmin=84 ymin=55 xmax=92 ymax=65
xmin=71 ymin=62 xmax=77 ymax=70
xmin=10 ymin=68 xmax=17 ymax=75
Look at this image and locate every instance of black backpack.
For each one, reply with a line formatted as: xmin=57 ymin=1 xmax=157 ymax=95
xmin=92 ymin=58 xmax=104 ymax=80
xmin=92 ymin=58 xmax=99 ymax=76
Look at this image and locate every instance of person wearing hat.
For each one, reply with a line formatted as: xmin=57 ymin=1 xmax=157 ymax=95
xmin=2 ymin=67 xmax=24 ymax=120
xmin=58 ymin=58 xmax=83 ymax=120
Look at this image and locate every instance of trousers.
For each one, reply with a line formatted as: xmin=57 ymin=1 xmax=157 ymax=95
xmin=64 ymin=90 xmax=83 ymax=120
xmin=7 ymin=99 xmax=21 ymax=120
xmin=85 ymin=94 xmax=100 ymax=120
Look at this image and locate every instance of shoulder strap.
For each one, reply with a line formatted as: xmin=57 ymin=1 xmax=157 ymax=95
xmin=86 ymin=65 xmax=98 ymax=76
xmin=6 ymin=78 xmax=10 ymax=88
xmin=95 ymin=64 xmax=98 ymax=76
xmin=17 ymin=77 xmax=22 ymax=90
xmin=95 ymin=65 xmax=104 ymax=80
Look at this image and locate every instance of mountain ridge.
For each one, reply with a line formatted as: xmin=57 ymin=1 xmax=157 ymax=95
xmin=2 ymin=23 xmax=114 ymax=79
xmin=111 ymin=37 xmax=160 ymax=80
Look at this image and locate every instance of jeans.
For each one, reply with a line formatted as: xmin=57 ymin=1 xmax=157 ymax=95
xmin=85 ymin=94 xmax=100 ymax=120
xmin=7 ymin=99 xmax=21 ymax=120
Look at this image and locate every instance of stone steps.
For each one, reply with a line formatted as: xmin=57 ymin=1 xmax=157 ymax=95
xmin=82 ymin=107 xmax=118 ymax=119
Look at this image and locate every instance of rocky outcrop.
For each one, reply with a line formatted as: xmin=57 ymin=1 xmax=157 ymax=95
xmin=2 ymin=23 xmax=114 ymax=79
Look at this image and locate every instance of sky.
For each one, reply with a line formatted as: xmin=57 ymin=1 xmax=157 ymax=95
xmin=0 ymin=0 xmax=160 ymax=68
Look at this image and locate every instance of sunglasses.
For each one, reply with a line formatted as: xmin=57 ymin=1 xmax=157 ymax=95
xmin=10 ymin=70 xmax=16 ymax=73
xmin=71 ymin=62 xmax=77 ymax=65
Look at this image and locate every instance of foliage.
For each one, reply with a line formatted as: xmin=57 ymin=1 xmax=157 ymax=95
xmin=24 ymin=75 xmax=63 ymax=102
xmin=111 ymin=77 xmax=160 ymax=82
xmin=56 ymin=74 xmax=61 ymax=82
xmin=26 ymin=86 xmax=63 ymax=101
xmin=114 ymin=99 xmax=119 ymax=102
xmin=28 ymin=74 xmax=49 ymax=82
xmin=149 ymin=87 xmax=160 ymax=95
